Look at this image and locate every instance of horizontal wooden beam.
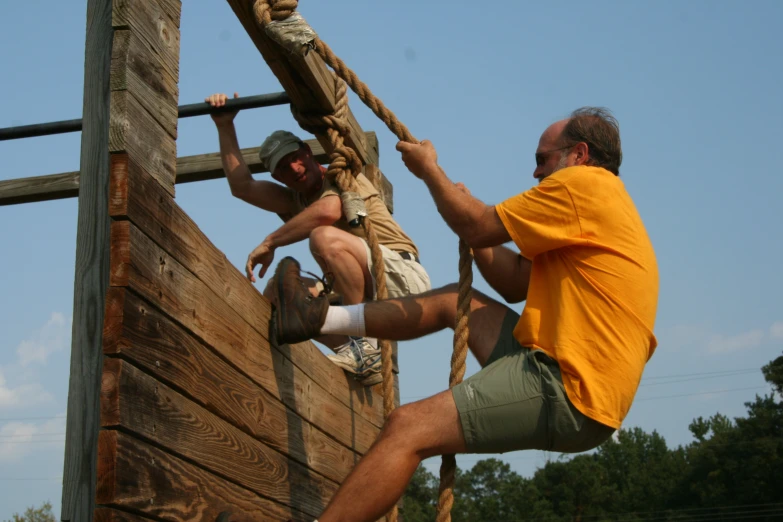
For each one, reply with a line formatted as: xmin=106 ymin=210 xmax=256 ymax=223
xmin=0 ymin=132 xmax=391 ymax=207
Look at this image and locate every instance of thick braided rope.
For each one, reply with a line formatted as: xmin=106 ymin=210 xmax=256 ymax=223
xmin=292 ymin=75 xmax=397 ymax=420
xmin=293 ymin=71 xmax=400 ymax=522
xmin=435 ymin=239 xmax=472 ymax=520
xmin=253 ymin=2 xmax=473 ymax=520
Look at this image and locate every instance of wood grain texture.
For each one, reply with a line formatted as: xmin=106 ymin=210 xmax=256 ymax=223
xmin=60 ymin=0 xmax=112 ymax=520
xmin=223 ymin=0 xmax=377 ymax=167
xmin=108 ymin=159 xmax=386 ymax=428
xmin=101 ymin=358 xmax=335 ymax=517
xmin=94 ymin=507 xmax=155 ymax=522
xmin=112 ymin=0 xmax=180 ymax=82
xmin=103 ymin=287 xmax=360 ymax=483
xmin=153 ymin=0 xmax=181 ymax=27
xmin=111 ymin=29 xmax=178 ymax=139
xmin=109 ymin=90 xmax=176 ymax=194
xmin=0 ymin=171 xmax=79 ymax=206
xmin=108 ymin=220 xmax=382 ymax=453
xmin=97 ymin=430 xmax=310 ymax=521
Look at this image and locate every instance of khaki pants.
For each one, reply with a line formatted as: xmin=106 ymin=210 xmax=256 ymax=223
xmin=452 ymin=310 xmax=615 ymax=454
xmin=360 ymin=241 xmax=431 ymax=299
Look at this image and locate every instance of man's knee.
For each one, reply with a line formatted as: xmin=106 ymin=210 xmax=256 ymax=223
xmin=309 ymin=226 xmax=352 ymax=260
xmin=379 ymin=404 xmax=418 ymax=442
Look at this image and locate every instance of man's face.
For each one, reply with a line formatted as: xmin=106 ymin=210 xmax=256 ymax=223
xmin=533 ymin=120 xmax=573 ymax=183
xmin=272 ymin=145 xmax=320 ymax=192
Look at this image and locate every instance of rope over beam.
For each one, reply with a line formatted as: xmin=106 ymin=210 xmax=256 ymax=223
xmin=253 ymin=2 xmax=475 ymax=521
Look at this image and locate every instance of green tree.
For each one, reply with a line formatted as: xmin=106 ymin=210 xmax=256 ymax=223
xmin=674 ymin=352 xmax=783 ymax=512
xmin=3 ymin=501 xmax=56 ymax=522
xmin=401 ymin=353 xmax=783 ymax=521
xmin=400 ymin=465 xmax=438 ymax=522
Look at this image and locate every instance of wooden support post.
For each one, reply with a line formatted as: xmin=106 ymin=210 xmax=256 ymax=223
xmin=60 ymin=0 xmax=113 ymax=520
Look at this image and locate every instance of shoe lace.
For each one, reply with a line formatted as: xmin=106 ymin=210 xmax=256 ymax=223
xmin=302 ymin=270 xmax=336 ymax=297
xmin=347 ymin=337 xmax=370 ymax=365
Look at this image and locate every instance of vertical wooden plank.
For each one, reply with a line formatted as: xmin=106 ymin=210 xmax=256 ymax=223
xmin=61 ymin=0 xmax=113 ymax=520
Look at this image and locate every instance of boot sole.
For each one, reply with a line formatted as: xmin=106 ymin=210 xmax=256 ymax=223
xmin=273 ymin=257 xmax=298 ymax=345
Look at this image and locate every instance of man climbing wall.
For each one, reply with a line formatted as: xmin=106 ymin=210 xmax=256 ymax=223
xmin=205 ymin=92 xmax=432 ymax=385
xmin=269 ymin=107 xmax=660 ymax=522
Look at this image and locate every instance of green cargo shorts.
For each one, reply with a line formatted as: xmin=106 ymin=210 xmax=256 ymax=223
xmin=452 ymin=310 xmax=615 ymax=454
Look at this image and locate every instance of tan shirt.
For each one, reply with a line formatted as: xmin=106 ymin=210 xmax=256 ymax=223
xmin=293 ymin=171 xmax=419 ymax=256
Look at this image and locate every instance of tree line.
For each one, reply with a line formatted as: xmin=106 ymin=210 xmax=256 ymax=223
xmin=402 ymin=354 xmax=783 ymax=522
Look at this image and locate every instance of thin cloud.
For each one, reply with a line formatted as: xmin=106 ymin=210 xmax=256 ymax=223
xmin=770 ymin=321 xmax=783 ymax=340
xmin=16 ymin=312 xmax=69 ymax=367
xmin=0 ymin=415 xmax=65 ymax=462
xmin=0 ymin=367 xmax=53 ymax=408
xmin=707 ymin=329 xmax=765 ymax=354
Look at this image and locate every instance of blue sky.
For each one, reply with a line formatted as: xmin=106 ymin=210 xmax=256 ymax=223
xmin=1 ymin=0 xmax=782 ymax=518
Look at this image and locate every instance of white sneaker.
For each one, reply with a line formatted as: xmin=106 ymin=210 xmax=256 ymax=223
xmin=327 ymin=336 xmax=383 ymax=386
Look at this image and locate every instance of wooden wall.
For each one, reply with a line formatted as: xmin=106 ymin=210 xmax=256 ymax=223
xmin=90 ymin=0 xmax=385 ymax=520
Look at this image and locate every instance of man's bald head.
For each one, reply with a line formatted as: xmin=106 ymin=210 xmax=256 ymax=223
xmin=559 ymin=107 xmax=622 ymax=175
xmin=533 ymin=108 xmax=623 ymax=182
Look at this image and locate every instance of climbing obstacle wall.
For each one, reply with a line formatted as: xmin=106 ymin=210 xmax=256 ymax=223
xmin=86 ymin=0 xmax=385 ymax=520
xmin=97 ymin=160 xmax=385 ymax=521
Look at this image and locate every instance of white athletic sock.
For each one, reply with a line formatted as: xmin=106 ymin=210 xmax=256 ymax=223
xmin=321 ymin=304 xmax=366 ymax=337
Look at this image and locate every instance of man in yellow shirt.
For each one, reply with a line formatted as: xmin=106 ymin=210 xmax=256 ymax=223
xmin=269 ymin=107 xmax=659 ymax=522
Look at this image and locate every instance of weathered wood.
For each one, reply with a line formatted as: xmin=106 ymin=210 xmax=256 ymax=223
xmin=109 ymin=90 xmax=177 ymax=195
xmin=0 ymin=132 xmax=390 ymax=208
xmin=94 ymin=507 xmax=155 ymax=522
xmin=103 ymin=287 xmax=360 ymax=483
xmin=112 ymin=0 xmax=180 ymax=82
xmin=109 ymin=220 xmax=382 ymax=453
xmin=224 ymin=0 xmax=378 ymax=168
xmin=108 ymin=160 xmax=386 ymax=428
xmin=0 ymin=171 xmax=79 ymax=206
xmin=111 ymin=29 xmax=178 ymax=139
xmin=97 ymin=430 xmax=310 ymax=522
xmin=60 ymin=0 xmax=112 ymax=520
xmin=152 ymin=0 xmax=181 ymax=27
xmin=101 ymin=358 xmax=336 ymax=517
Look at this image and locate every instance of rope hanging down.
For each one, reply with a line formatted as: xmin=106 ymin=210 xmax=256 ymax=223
xmin=253 ymin=2 xmax=473 ymax=521
xmin=292 ymin=77 xmax=397 ymax=424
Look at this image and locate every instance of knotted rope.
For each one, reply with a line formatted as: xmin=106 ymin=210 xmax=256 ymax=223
xmin=253 ymin=2 xmax=473 ymax=521
xmin=291 ymin=77 xmax=397 ymax=426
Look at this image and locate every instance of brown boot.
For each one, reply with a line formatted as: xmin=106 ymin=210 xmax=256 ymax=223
xmin=271 ymin=257 xmax=329 ymax=345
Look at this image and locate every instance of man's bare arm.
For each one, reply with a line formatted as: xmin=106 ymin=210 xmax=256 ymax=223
xmin=473 ymin=246 xmax=532 ymax=303
xmin=397 ymin=141 xmax=510 ymax=249
xmin=215 ymin=122 xmax=295 ymax=214
xmin=244 ymin=195 xmax=343 ymax=282
xmin=206 ymin=92 xmax=295 ymax=215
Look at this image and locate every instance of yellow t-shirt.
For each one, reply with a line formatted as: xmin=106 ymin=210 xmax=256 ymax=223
xmin=496 ymin=166 xmax=659 ymax=429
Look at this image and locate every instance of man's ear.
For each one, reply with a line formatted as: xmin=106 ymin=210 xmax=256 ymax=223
xmin=573 ymin=142 xmax=590 ymax=165
xmin=271 ymin=171 xmax=282 ymax=182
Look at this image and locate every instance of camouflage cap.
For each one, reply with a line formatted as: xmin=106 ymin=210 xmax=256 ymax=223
xmin=259 ymin=130 xmax=304 ymax=174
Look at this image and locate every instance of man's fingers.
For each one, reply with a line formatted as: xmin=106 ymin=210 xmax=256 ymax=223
xmin=396 ymin=141 xmax=413 ymax=153
xmin=233 ymin=92 xmax=239 ymax=99
xmin=258 ymin=263 xmax=269 ymax=278
xmin=246 ymin=258 xmax=255 ymax=282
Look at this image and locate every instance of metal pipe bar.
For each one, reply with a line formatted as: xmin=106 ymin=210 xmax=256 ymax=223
xmin=0 ymin=91 xmax=291 ymax=142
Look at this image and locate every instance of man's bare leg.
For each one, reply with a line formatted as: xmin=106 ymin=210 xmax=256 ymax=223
xmin=329 ymin=283 xmax=512 ymax=366
xmin=308 ymin=226 xmax=375 ymax=351
xmin=309 ymin=225 xmax=373 ymax=305
xmin=319 ymin=389 xmax=466 ymax=522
